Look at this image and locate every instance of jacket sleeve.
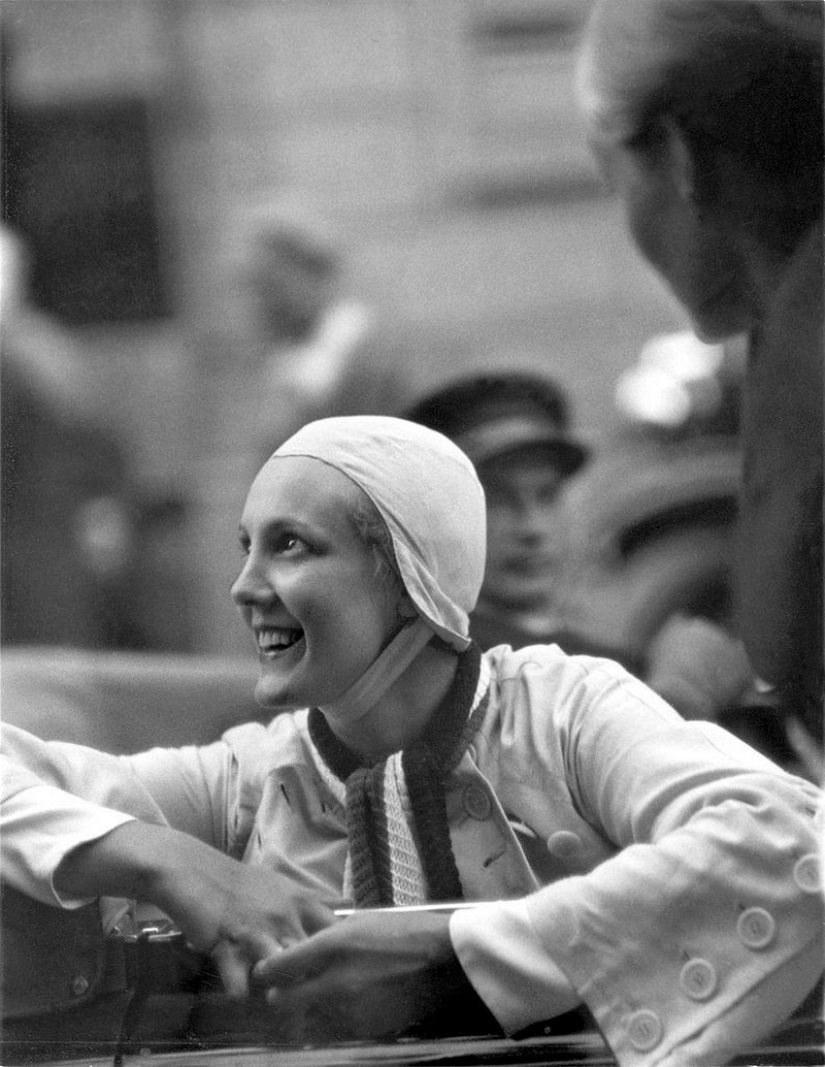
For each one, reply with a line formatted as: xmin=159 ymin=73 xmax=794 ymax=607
xmin=0 ymin=723 xmax=235 ymax=908
xmin=452 ymin=656 xmax=823 ymax=1067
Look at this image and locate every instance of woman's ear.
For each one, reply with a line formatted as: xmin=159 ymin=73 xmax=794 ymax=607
xmin=396 ymin=593 xmax=418 ymax=620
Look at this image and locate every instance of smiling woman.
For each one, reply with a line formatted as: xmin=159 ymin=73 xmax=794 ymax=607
xmin=1 ymin=415 xmax=822 ymax=1066
xmin=231 ymin=455 xmax=416 ymax=724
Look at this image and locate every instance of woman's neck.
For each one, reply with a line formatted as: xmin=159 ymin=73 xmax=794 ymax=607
xmin=327 ymin=643 xmax=460 ymax=763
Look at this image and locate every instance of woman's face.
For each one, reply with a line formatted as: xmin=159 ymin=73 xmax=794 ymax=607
xmin=594 ymin=134 xmax=754 ymax=343
xmin=232 ymin=456 xmax=403 ymax=710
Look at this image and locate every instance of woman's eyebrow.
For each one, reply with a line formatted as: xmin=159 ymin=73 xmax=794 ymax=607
xmin=252 ymin=516 xmax=321 ymax=540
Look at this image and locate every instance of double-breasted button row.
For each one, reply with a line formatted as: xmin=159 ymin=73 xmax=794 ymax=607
xmin=625 ymin=957 xmax=718 ymax=1050
xmin=624 ymin=899 xmax=788 ymax=1053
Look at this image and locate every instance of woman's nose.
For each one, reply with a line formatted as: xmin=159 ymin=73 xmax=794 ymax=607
xmin=231 ymin=554 xmax=269 ymax=607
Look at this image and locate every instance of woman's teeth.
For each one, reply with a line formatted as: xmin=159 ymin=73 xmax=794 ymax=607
xmin=258 ymin=628 xmax=303 ymax=653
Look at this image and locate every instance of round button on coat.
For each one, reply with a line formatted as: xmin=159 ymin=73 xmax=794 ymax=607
xmin=546 ymin=830 xmax=584 ymax=859
xmin=793 ymin=854 xmax=821 ymax=894
xmin=627 ymin=1009 xmax=663 ymax=1051
xmin=462 ymin=784 xmax=492 ymax=820
xmin=737 ymin=907 xmax=776 ymax=950
xmin=680 ymin=958 xmax=718 ymax=1001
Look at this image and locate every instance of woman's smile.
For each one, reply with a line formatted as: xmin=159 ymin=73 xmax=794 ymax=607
xmin=255 ymin=626 xmax=305 ymax=656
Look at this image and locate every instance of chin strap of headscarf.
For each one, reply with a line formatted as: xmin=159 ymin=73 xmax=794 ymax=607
xmin=309 ymin=644 xmax=490 ymax=907
xmin=319 ymin=617 xmax=434 ymax=726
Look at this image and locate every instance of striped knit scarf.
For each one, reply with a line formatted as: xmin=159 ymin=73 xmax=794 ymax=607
xmin=308 ymin=645 xmax=489 ymax=908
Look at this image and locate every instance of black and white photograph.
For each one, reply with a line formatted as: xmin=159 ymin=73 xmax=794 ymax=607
xmin=1 ymin=3 xmax=822 ymax=1065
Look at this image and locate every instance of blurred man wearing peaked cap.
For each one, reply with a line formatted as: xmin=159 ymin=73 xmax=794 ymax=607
xmin=403 ymin=372 xmax=629 ymax=660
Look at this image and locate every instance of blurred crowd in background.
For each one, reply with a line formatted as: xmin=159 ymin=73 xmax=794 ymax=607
xmin=0 ymin=0 xmax=818 ymax=778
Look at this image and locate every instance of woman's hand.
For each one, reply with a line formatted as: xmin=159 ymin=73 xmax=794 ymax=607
xmin=252 ymin=911 xmax=499 ymax=1043
xmin=55 ymin=821 xmax=334 ymax=998
xmin=152 ymin=847 xmax=334 ymax=997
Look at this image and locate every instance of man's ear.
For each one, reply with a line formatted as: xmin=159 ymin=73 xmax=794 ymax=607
xmin=660 ymin=116 xmax=718 ymax=208
xmin=660 ymin=116 xmax=699 ymax=202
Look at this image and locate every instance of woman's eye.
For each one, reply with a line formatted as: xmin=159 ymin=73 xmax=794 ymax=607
xmin=274 ymin=532 xmax=301 ymax=553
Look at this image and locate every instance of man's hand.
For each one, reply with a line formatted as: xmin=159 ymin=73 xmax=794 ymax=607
xmin=252 ymin=910 xmax=500 ymax=1044
xmin=156 ymin=850 xmax=334 ymax=998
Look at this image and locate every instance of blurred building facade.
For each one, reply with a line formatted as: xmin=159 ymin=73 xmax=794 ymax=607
xmin=2 ymin=0 xmax=688 ymax=655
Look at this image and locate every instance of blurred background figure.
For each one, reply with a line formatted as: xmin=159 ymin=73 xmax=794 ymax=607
xmin=1 ymin=225 xmax=137 ymax=648
xmin=565 ymin=329 xmax=755 ymax=709
xmin=578 ymin=0 xmax=823 ymax=773
xmin=226 ymin=197 xmax=416 ymax=461
xmin=1 ymin=224 xmax=194 ymax=651
xmin=113 ymin=488 xmax=194 ymax=651
xmin=404 ymin=371 xmax=607 ymax=657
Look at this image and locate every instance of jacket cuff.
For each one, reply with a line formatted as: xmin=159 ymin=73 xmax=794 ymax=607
xmin=450 ymin=897 xmax=579 ymax=1034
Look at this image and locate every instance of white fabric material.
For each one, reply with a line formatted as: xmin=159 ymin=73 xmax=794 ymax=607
xmin=272 ymin=415 xmax=487 ymax=650
xmin=382 ymin=757 xmax=427 ymax=905
xmin=451 ymin=897 xmax=578 ymax=1032
xmin=0 ymin=780 xmax=133 ymax=909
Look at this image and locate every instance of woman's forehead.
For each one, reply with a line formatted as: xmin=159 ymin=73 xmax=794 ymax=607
xmin=243 ymin=454 xmax=366 ymax=525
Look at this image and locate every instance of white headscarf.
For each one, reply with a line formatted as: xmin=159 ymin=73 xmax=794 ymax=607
xmin=273 ymin=415 xmax=486 ymax=648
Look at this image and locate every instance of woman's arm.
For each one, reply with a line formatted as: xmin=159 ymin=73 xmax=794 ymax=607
xmin=2 ymin=725 xmax=332 ymax=995
xmin=1 ymin=723 xmax=228 ymax=908
xmin=55 ymin=819 xmax=331 ymax=997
